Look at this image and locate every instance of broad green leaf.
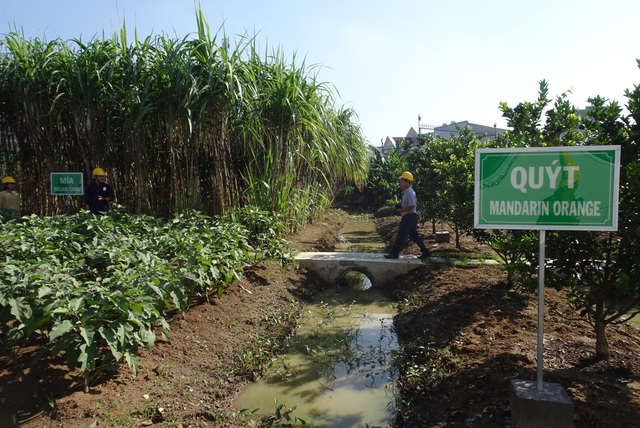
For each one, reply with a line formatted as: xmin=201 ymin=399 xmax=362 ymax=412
xmin=9 ymin=297 xmax=32 ymax=322
xmin=80 ymin=325 xmax=95 ymax=347
xmin=124 ymin=351 xmax=140 ymax=375
xmin=98 ymin=326 xmax=123 ymax=360
xmin=116 ymin=322 xmax=133 ymax=345
xmin=170 ymin=289 xmax=187 ymax=311
xmin=138 ymin=327 xmax=156 ymax=349
xmin=78 ymin=342 xmax=98 ymax=373
xmin=50 ymin=319 xmax=74 ymax=341
xmin=147 ymin=283 xmax=163 ymax=299
xmin=69 ymin=297 xmax=84 ymax=313
xmin=2 ymin=264 xmax=20 ymax=275
xmin=38 ymin=286 xmax=53 ymax=298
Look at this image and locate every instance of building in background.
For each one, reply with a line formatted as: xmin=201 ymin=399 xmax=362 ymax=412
xmin=378 ymin=120 xmax=508 ymax=155
xmin=379 ymin=127 xmax=420 ymax=155
xmin=431 ymin=121 xmax=506 ymax=141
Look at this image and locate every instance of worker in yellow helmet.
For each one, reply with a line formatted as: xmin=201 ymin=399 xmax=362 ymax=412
xmin=385 ymin=171 xmax=431 ymax=259
xmin=84 ymin=167 xmax=115 ymax=214
xmin=0 ymin=176 xmax=20 ymax=218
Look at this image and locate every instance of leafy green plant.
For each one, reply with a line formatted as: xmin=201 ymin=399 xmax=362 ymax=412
xmin=395 ymin=344 xmax=459 ymax=391
xmin=258 ymin=403 xmax=306 ymax=427
xmin=0 ymin=208 xmax=293 ymax=389
xmin=240 ymin=403 xmax=306 ymax=427
xmin=232 ymin=206 xmax=294 ymax=266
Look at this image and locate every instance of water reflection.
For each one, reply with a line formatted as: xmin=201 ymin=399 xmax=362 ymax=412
xmin=339 ymin=270 xmax=372 ymax=290
xmin=334 ymin=216 xmax=386 ymax=253
xmin=234 ymin=288 xmax=398 ymax=427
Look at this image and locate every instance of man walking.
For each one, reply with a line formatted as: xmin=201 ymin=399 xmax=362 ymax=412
xmin=384 ymin=171 xmax=430 ymax=259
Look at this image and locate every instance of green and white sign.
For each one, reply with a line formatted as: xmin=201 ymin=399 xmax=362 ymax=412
xmin=51 ymin=172 xmax=84 ymax=196
xmin=475 ymin=146 xmax=620 ymax=231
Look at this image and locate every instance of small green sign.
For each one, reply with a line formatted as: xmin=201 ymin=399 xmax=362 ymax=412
xmin=51 ymin=172 xmax=84 ymax=196
xmin=474 ymin=146 xmax=620 ymax=231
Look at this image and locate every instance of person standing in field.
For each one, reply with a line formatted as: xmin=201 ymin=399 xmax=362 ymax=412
xmin=0 ymin=176 xmax=21 ymax=218
xmin=384 ymin=171 xmax=431 ymax=259
xmin=84 ymin=167 xmax=115 ymax=214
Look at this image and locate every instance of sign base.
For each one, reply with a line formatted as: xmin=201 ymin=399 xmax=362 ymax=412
xmin=509 ymin=379 xmax=573 ymax=428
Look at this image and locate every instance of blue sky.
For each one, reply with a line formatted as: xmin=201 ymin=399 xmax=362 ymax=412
xmin=2 ymin=1 xmax=639 ymax=147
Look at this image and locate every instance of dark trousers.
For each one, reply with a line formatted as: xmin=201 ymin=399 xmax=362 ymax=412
xmin=390 ymin=213 xmax=430 ymax=256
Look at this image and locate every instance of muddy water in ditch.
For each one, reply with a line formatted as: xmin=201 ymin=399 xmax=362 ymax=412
xmin=333 ymin=214 xmax=387 ymax=254
xmin=234 ymin=215 xmax=398 ymax=427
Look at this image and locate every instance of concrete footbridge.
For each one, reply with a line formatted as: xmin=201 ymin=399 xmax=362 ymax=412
xmin=294 ymin=252 xmax=426 ymax=287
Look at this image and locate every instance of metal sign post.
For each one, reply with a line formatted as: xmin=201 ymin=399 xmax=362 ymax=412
xmin=537 ymin=230 xmax=545 ymax=390
xmin=474 ymin=146 xmax=620 ymax=391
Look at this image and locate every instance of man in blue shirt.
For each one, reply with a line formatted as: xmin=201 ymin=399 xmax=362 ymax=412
xmin=384 ymin=171 xmax=430 ymax=259
xmin=84 ymin=167 xmax=115 ymax=214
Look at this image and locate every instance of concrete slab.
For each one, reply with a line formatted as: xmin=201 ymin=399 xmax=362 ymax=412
xmin=294 ymin=252 xmax=499 ymax=287
xmin=294 ymin=252 xmax=425 ymax=287
xmin=509 ymin=379 xmax=574 ymax=428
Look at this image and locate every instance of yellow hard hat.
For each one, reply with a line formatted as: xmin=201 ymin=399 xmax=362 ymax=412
xmin=2 ymin=176 xmax=16 ymax=184
xmin=92 ymin=167 xmax=106 ymax=176
xmin=399 ymin=171 xmax=414 ymax=182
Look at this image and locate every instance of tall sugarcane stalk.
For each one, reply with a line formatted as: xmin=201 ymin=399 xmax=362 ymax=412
xmin=0 ymin=8 xmax=369 ymax=223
